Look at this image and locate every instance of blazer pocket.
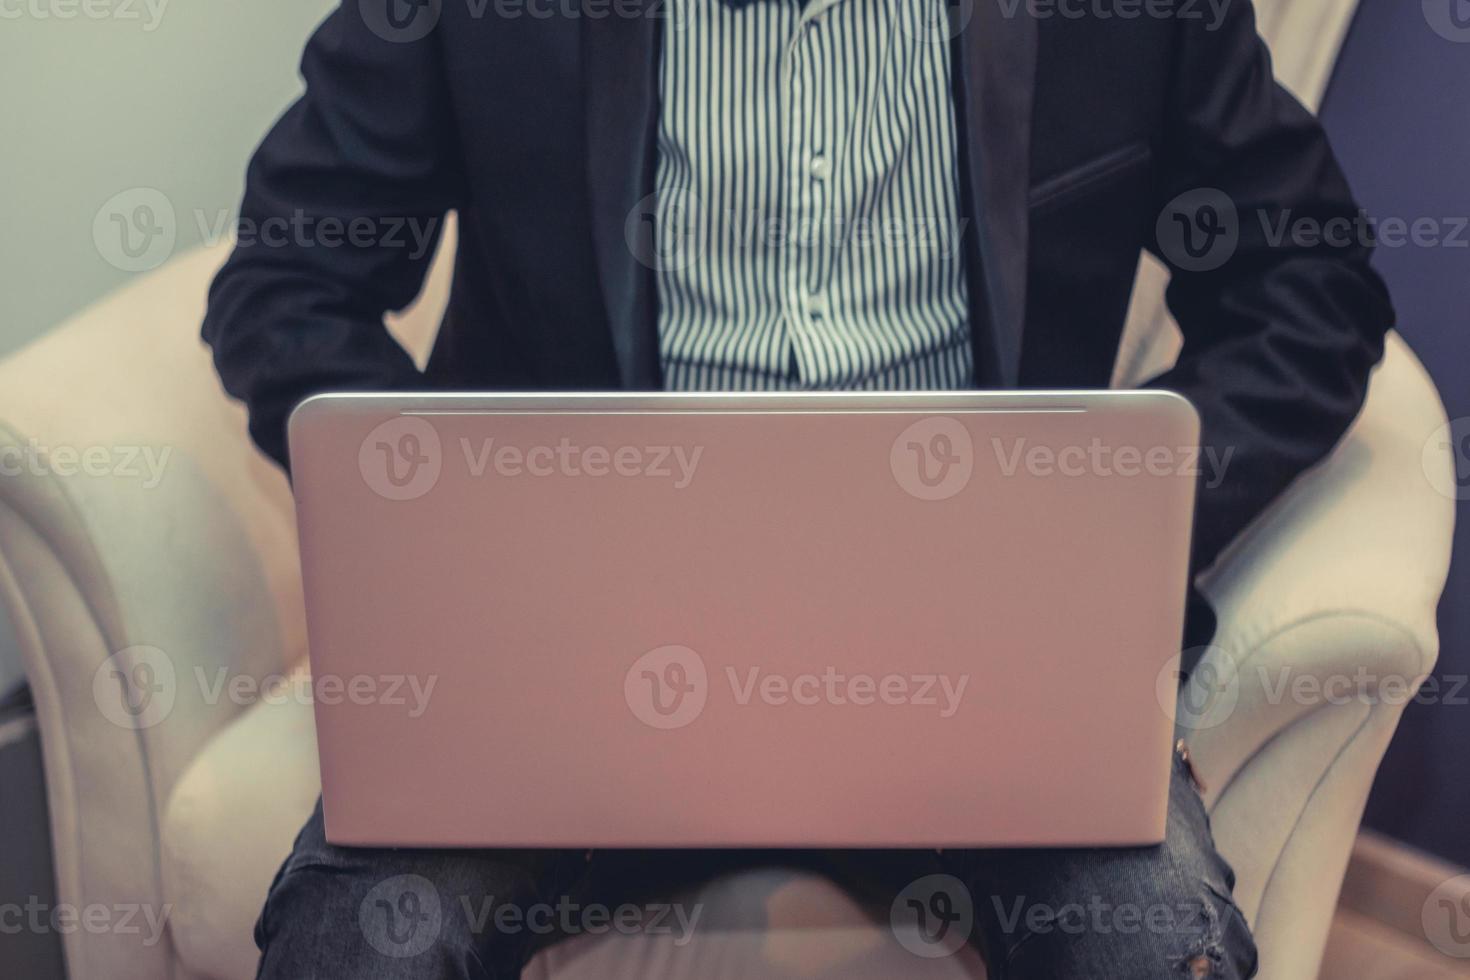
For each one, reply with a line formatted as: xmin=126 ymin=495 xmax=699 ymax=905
xmin=1028 ymin=142 xmax=1152 ymax=214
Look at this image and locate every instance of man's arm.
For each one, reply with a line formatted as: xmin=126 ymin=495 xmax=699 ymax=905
xmin=1144 ymin=0 xmax=1394 ymax=574
xmin=202 ymin=4 xmax=464 ymax=472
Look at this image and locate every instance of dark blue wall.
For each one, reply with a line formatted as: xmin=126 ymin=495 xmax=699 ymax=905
xmin=1319 ymin=0 xmax=1470 ymax=867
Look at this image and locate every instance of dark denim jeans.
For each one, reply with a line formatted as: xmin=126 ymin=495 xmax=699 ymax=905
xmin=255 ymin=746 xmax=1257 ymax=979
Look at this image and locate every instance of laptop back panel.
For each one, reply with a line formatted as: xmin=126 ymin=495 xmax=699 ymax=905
xmin=288 ymin=392 xmax=1197 ymax=847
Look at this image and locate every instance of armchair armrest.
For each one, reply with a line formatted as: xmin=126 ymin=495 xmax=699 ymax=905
xmin=1177 ymin=331 xmax=1456 ymax=973
xmin=0 ymin=242 xmax=306 ymax=979
xmin=1188 ymin=330 xmax=1454 ymax=784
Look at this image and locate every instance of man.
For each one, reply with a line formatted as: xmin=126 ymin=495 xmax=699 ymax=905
xmin=203 ymin=0 xmax=1392 ymax=973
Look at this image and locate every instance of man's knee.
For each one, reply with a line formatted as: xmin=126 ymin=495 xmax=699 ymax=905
xmin=255 ymin=803 xmax=585 ymax=979
xmin=258 ymin=862 xmax=478 ymax=977
xmin=982 ymin=867 xmax=1258 ymax=980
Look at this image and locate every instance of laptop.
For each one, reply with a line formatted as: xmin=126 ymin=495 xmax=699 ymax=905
xmin=287 ymin=391 xmax=1199 ymax=848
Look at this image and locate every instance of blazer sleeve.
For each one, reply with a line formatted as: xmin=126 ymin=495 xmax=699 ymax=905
xmin=1143 ymin=0 xmax=1394 ymax=574
xmin=201 ymin=2 xmax=465 ymax=472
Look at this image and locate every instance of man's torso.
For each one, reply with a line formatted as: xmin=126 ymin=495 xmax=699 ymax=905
xmin=418 ymin=3 xmax=1171 ymax=394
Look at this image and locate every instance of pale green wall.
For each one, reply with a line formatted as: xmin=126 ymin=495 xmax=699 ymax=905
xmin=0 ymin=0 xmax=337 ymax=358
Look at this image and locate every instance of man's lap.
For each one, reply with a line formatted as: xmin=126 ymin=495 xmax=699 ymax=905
xmin=255 ymin=750 xmax=1256 ymax=979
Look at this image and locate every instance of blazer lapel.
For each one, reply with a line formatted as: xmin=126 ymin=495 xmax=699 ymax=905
xmin=581 ymin=2 xmax=664 ymax=390
xmin=953 ymin=2 xmax=1038 ymax=387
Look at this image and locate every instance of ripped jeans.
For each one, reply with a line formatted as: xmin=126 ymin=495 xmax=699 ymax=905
xmin=255 ymin=745 xmax=1257 ymax=980
xmin=881 ymin=745 xmax=1259 ymax=978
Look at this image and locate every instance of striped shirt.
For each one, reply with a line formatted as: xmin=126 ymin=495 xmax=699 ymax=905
xmin=654 ymin=0 xmax=974 ymax=392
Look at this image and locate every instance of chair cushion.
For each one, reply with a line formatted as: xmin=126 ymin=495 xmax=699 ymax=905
xmin=162 ymin=693 xmax=985 ymax=979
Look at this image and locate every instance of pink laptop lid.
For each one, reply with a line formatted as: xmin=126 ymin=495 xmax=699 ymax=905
xmin=288 ymin=391 xmax=1198 ymax=848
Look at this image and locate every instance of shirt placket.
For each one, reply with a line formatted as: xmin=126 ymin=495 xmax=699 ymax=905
xmin=782 ymin=5 xmax=835 ymax=386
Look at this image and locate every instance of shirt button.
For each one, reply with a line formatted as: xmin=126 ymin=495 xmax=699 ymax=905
xmin=808 ymin=155 xmax=831 ymax=180
xmin=805 ymin=293 xmax=828 ymax=319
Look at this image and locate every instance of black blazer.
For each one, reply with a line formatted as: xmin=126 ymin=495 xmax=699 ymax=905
xmin=203 ymin=0 xmax=1393 ymax=636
